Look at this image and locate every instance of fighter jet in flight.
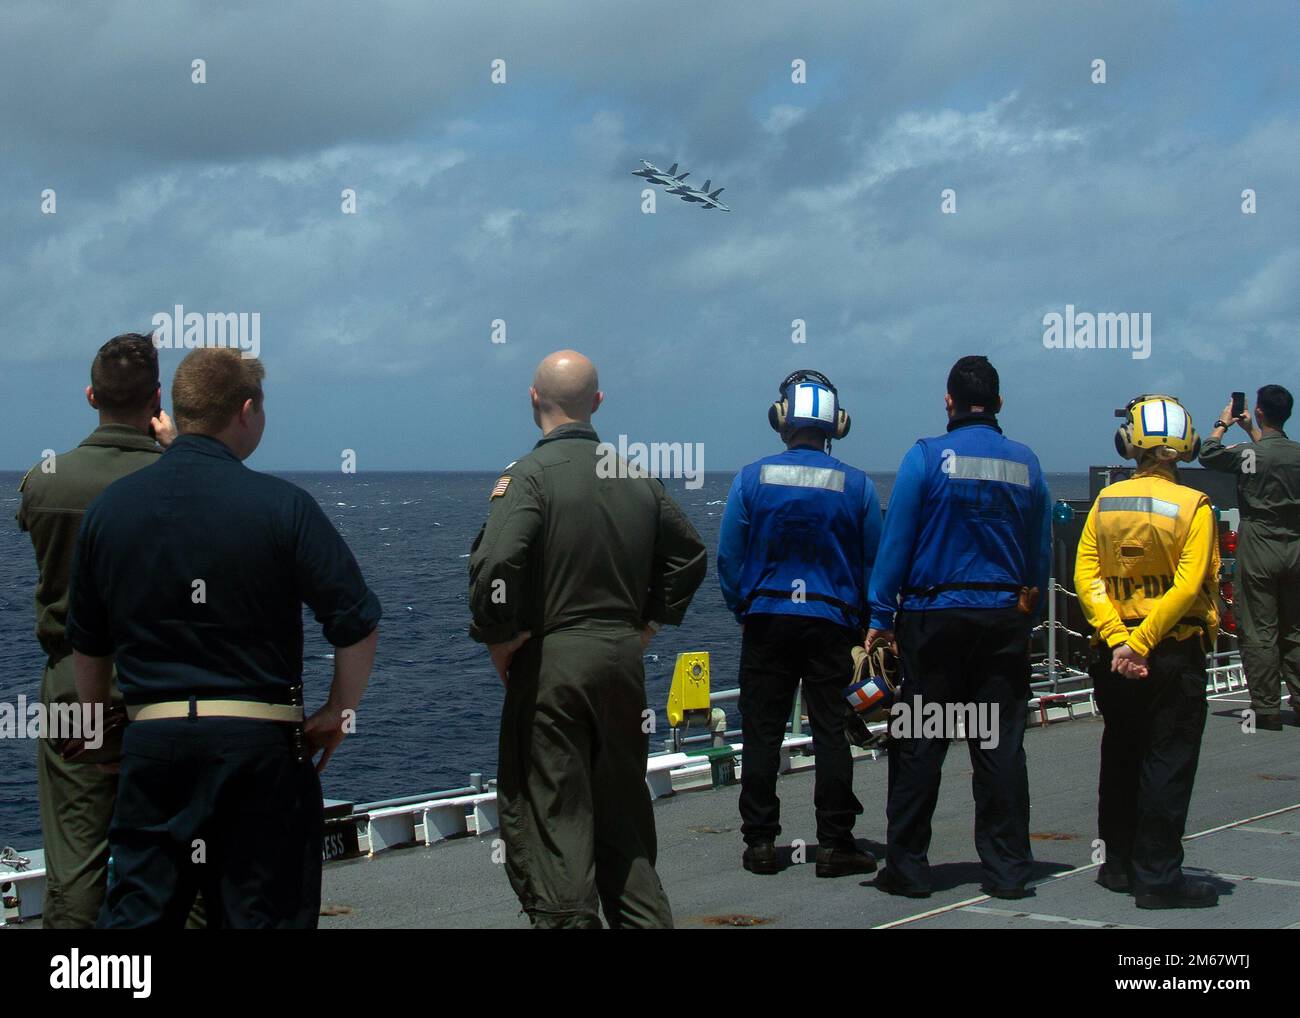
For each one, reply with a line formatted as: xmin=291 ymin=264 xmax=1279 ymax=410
xmin=667 ymin=178 xmax=731 ymax=212
xmin=632 ymin=161 xmax=690 ymax=187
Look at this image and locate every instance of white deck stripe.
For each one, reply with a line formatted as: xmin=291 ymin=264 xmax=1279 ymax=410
xmin=874 ymin=801 xmax=1300 ymax=929
xmin=962 ymin=905 xmax=1147 ymax=929
xmin=1215 ymin=872 xmax=1300 ymax=889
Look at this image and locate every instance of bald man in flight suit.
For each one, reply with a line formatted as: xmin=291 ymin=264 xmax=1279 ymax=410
xmin=469 ymin=350 xmax=707 ymax=929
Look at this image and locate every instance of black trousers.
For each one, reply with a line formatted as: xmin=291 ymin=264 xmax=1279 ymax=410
xmin=1091 ymin=637 xmax=1207 ymax=893
xmin=738 ymin=614 xmax=863 ymax=850
xmin=886 ymin=607 xmax=1033 ymax=891
xmin=98 ymin=717 xmax=323 ymax=929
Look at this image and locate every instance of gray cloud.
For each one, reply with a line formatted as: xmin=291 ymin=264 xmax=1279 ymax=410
xmin=2 ymin=0 xmax=1297 ymax=472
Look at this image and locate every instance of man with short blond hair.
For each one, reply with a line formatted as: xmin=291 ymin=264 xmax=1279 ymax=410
xmin=68 ymin=348 xmax=381 ymax=928
xmin=171 ymin=350 xmax=266 ymax=433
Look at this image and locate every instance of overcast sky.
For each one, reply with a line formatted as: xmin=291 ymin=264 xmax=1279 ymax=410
xmin=2 ymin=1 xmax=1296 ymax=472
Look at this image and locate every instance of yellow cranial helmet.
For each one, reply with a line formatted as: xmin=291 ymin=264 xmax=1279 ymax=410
xmin=1114 ymin=394 xmax=1200 ymax=463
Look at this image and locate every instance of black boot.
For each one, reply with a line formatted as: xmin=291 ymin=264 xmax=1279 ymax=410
xmin=1257 ymin=714 xmax=1284 ymax=731
xmin=981 ymin=884 xmax=1035 ymax=900
xmin=816 ymin=844 xmax=878 ymax=878
xmin=874 ymin=867 xmax=931 ymax=898
xmin=1096 ymin=867 xmax=1132 ymax=893
xmin=1135 ymin=878 xmax=1219 ymax=910
xmin=742 ymin=840 xmax=779 ymax=875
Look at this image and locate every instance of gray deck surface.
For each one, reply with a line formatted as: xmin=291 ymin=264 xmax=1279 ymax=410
xmin=321 ymin=690 xmax=1300 ymax=929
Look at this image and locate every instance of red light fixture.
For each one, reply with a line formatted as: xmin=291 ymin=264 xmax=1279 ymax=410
xmin=1222 ymin=530 xmax=1238 ymax=556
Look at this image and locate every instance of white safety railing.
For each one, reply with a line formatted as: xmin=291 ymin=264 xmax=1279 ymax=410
xmin=347 ymin=656 xmax=1246 ymax=859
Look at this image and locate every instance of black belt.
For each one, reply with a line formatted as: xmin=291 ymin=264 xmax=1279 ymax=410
xmin=740 ymin=588 xmax=862 ymax=619
xmin=1120 ymin=615 xmax=1213 ymax=649
xmin=1122 ymin=615 xmax=1210 ymax=632
xmin=903 ymin=582 xmax=1022 ymax=598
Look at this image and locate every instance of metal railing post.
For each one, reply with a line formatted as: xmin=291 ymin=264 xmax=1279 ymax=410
xmin=1048 ymin=574 xmax=1058 ymax=693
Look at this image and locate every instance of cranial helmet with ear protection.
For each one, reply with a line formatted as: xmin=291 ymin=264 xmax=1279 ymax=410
xmin=768 ymin=370 xmax=851 ymax=440
xmin=1113 ymin=394 xmax=1200 ymax=463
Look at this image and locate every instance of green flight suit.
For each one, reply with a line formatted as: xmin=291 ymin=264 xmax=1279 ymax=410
xmin=1200 ymin=431 xmax=1300 ymax=718
xmin=16 ymin=425 xmax=161 ymax=928
xmin=469 ymin=422 xmax=707 ymax=929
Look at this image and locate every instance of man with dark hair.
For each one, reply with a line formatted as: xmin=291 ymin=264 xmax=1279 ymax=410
xmin=1201 ymin=384 xmax=1300 ymax=730
xmin=88 ymin=336 xmax=165 ymax=414
xmin=68 ymin=348 xmax=381 ymax=928
xmin=15 ymin=333 xmax=175 ymax=928
xmin=1257 ymin=384 xmax=1294 ymax=430
xmin=867 ymin=355 xmax=1051 ymax=899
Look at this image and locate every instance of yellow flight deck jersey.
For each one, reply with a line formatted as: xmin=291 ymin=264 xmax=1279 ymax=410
xmin=1074 ymin=468 xmax=1219 ymax=658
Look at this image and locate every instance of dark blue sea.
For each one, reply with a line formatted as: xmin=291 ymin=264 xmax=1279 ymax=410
xmin=0 ymin=470 xmax=1090 ymax=846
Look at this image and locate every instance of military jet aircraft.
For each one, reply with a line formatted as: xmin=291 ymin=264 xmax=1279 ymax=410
xmin=632 ymin=161 xmax=690 ymax=187
xmin=667 ymin=178 xmax=731 ymax=212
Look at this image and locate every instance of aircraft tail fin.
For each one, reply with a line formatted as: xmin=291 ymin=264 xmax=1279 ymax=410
xmin=667 ymin=163 xmax=677 ymax=175
xmin=709 ymin=187 xmax=724 ymax=198
xmin=702 ymin=179 xmax=711 ymax=191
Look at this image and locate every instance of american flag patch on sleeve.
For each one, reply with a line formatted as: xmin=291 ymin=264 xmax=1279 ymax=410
xmin=490 ymin=476 xmax=511 ymax=499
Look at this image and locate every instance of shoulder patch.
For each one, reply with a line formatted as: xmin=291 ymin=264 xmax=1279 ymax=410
xmin=490 ymin=476 xmax=511 ymax=500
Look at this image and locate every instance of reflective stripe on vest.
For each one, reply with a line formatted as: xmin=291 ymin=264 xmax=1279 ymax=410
xmin=759 ymin=463 xmax=846 ymax=492
xmin=947 ymin=455 xmax=1030 ymax=487
xmin=1099 ymin=495 xmax=1180 ymax=518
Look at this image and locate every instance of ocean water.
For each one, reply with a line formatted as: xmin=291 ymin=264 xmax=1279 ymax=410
xmin=0 ymin=469 xmax=1090 ymax=846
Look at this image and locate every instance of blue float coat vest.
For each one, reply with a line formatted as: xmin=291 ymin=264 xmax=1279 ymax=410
xmin=734 ymin=448 xmax=868 ymax=627
xmin=900 ymin=424 xmax=1041 ymax=611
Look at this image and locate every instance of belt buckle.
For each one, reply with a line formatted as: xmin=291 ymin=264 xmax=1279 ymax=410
xmin=288 ymin=684 xmax=308 ymax=764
